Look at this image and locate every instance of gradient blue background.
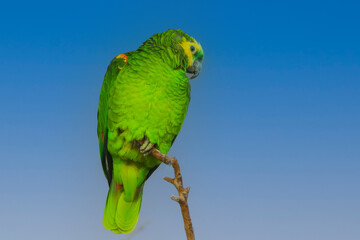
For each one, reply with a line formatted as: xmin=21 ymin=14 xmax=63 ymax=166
xmin=1 ymin=0 xmax=359 ymax=239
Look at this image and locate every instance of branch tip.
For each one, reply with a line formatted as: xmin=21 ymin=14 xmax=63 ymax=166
xmin=163 ymin=176 xmax=174 ymax=184
xmin=170 ymin=195 xmax=180 ymax=202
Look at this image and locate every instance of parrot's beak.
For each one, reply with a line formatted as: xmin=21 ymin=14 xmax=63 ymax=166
xmin=186 ymin=59 xmax=202 ymax=79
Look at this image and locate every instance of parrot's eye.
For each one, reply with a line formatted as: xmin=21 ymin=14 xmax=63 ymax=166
xmin=190 ymin=45 xmax=196 ymax=53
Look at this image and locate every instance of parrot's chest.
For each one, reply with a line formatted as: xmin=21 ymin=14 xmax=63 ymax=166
xmin=137 ymin=84 xmax=189 ymax=136
xmin=107 ymin=78 xmax=189 ymax=163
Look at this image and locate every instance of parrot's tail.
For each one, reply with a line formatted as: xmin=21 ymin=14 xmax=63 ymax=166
xmin=103 ymin=163 xmax=146 ymax=234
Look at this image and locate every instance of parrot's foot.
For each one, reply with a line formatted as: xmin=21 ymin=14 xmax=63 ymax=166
xmin=139 ymin=139 xmax=155 ymax=156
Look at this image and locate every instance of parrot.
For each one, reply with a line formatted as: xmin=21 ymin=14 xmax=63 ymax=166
xmin=97 ymin=29 xmax=204 ymax=234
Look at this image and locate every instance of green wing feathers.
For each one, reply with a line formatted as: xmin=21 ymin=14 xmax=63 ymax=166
xmin=98 ymin=54 xmax=130 ymax=184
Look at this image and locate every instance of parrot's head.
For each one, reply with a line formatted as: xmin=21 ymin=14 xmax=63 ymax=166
xmin=141 ymin=29 xmax=204 ymax=79
xmin=177 ymin=34 xmax=204 ymax=79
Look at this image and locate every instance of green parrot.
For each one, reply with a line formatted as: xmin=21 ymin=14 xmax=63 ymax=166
xmin=97 ymin=29 xmax=204 ymax=234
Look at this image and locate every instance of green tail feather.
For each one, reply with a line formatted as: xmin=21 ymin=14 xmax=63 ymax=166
xmin=103 ymin=162 xmax=147 ymax=234
xmin=103 ymin=182 xmax=144 ymax=234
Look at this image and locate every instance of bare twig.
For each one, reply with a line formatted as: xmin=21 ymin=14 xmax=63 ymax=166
xmin=139 ymin=140 xmax=195 ymax=240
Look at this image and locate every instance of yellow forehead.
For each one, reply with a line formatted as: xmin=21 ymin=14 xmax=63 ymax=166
xmin=179 ymin=37 xmax=202 ymax=67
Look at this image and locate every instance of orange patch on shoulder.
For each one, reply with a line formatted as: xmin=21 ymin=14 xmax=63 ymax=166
xmin=115 ymin=53 xmax=128 ymax=63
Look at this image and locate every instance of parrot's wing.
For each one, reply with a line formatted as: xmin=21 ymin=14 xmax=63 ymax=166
xmin=98 ymin=53 xmax=130 ymax=186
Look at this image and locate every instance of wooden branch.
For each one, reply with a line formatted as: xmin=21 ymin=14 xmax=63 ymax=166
xmin=151 ymin=148 xmax=195 ymax=240
xmin=139 ymin=140 xmax=195 ymax=240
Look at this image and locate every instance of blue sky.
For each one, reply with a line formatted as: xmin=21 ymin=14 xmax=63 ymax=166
xmin=1 ymin=0 xmax=360 ymax=239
